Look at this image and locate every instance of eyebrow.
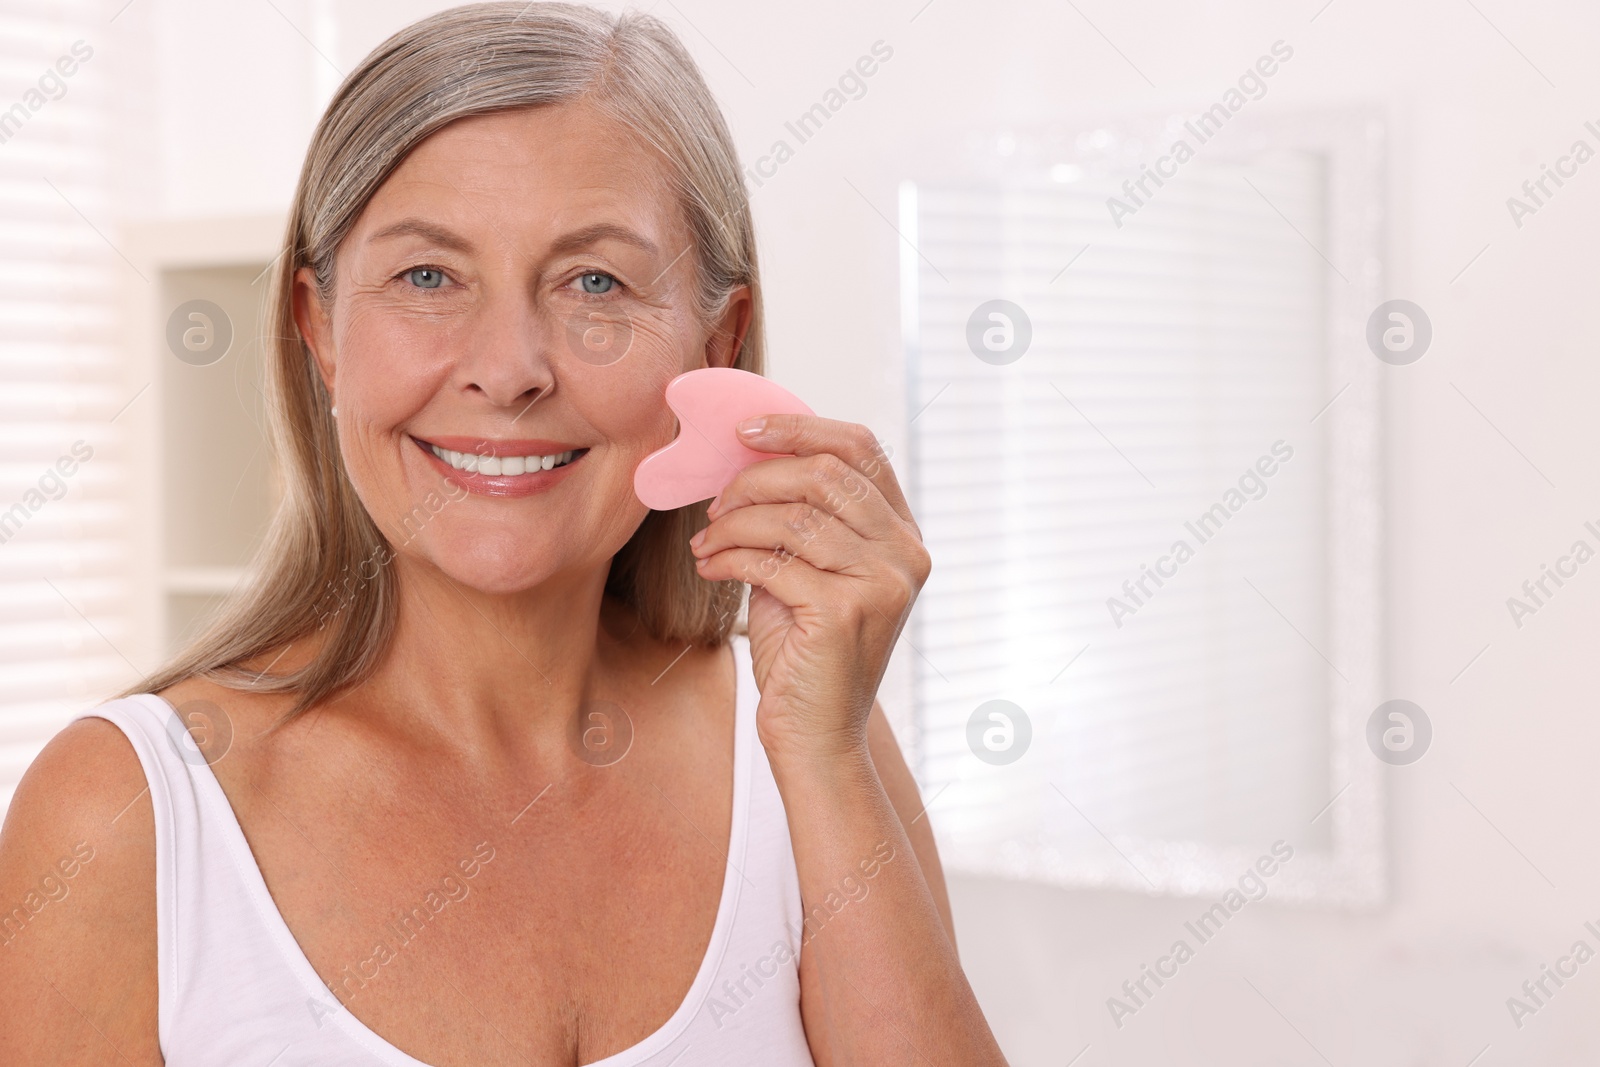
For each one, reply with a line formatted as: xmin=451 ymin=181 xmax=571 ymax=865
xmin=368 ymin=219 xmax=477 ymax=253
xmin=547 ymin=222 xmax=659 ymax=258
xmin=367 ymin=219 xmax=659 ymax=259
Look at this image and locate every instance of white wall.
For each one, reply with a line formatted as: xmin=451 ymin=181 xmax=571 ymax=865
xmin=105 ymin=0 xmax=1600 ymax=1062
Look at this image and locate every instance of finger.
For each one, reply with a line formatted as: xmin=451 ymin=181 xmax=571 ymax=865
xmin=709 ymin=453 xmax=901 ymax=542
xmin=698 ymin=544 xmax=919 ymax=652
xmin=735 ymin=414 xmax=914 ymax=530
xmin=693 ymin=502 xmax=872 ymax=576
xmin=694 ymin=544 xmax=836 ymax=607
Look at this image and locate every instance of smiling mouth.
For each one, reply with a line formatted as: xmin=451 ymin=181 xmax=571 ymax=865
xmin=412 ymin=436 xmax=588 ymax=477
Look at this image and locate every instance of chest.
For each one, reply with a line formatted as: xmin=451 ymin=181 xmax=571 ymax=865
xmin=213 ymin=740 xmax=734 ymax=1066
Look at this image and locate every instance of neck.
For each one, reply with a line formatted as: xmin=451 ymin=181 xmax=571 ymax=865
xmin=356 ymin=555 xmax=619 ymax=754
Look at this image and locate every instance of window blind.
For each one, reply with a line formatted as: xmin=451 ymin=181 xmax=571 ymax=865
xmin=0 ymin=2 xmax=126 ymax=815
xmin=904 ymin=150 xmax=1336 ymax=887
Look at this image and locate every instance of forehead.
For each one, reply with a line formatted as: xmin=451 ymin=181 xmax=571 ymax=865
xmin=353 ymin=101 xmax=687 ymax=248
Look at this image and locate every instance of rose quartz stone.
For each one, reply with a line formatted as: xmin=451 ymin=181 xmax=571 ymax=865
xmin=634 ymin=367 xmax=814 ymax=510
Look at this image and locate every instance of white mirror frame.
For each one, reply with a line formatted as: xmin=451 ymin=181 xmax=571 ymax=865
xmin=900 ymin=107 xmax=1388 ymax=908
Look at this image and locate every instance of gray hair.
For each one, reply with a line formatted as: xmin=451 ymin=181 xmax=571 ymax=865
xmin=128 ymin=2 xmax=761 ymax=716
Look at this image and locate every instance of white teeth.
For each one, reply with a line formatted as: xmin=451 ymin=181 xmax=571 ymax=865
xmin=428 ymin=443 xmax=578 ymax=475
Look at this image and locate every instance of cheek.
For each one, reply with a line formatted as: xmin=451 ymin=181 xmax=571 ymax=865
xmin=327 ymin=301 xmax=462 ymax=531
xmin=561 ymin=311 xmax=699 ymax=451
xmin=336 ymin=301 xmax=456 ymax=421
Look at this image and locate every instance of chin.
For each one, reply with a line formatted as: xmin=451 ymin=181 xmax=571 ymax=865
xmin=412 ymin=524 xmax=604 ymax=596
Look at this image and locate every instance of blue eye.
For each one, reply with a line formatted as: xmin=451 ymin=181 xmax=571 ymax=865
xmin=578 ymin=272 xmax=615 ymax=294
xmin=406 ymin=268 xmax=446 ymax=289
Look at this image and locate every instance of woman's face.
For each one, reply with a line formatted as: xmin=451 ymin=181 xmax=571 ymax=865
xmin=295 ymin=101 xmax=748 ymax=594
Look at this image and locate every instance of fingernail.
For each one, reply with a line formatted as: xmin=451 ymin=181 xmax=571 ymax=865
xmin=736 ymin=417 xmax=766 ymax=438
xmin=707 ymin=494 xmax=721 ymax=515
xmin=689 ymin=529 xmax=705 ymax=549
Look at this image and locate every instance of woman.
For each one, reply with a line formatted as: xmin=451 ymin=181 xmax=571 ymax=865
xmin=0 ymin=4 xmax=1005 ymax=1065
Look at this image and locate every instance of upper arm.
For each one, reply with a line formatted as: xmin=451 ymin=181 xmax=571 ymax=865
xmin=0 ymin=717 xmax=161 ymax=1065
xmin=866 ymin=699 xmax=957 ymax=951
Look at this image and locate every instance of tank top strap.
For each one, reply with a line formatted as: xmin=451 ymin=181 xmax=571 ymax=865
xmin=729 ymin=634 xmax=801 ymax=920
xmin=72 ymin=693 xmax=222 ymax=1053
xmin=699 ymin=636 xmax=810 ymax=1050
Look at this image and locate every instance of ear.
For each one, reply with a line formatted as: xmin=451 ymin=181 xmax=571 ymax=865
xmin=703 ymin=284 xmax=753 ymax=370
xmin=292 ymin=265 xmax=337 ymax=395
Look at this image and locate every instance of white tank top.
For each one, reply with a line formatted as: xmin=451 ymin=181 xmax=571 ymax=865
xmin=77 ymin=635 xmax=816 ymax=1066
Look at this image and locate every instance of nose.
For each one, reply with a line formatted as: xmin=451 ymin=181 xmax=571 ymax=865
xmin=453 ymin=289 xmax=555 ymax=412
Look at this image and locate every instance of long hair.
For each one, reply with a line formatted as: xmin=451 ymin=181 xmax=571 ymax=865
xmin=126 ymin=2 xmax=762 ymax=715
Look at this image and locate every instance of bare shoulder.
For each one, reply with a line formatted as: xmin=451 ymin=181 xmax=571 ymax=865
xmin=0 ymin=714 xmax=154 ymax=883
xmin=0 ymin=713 xmax=161 ymax=1064
xmin=156 ymin=672 xmax=276 ymax=743
xmin=866 ymin=699 xmax=956 ymax=950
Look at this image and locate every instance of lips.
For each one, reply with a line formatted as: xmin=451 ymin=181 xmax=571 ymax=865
xmin=411 ymin=435 xmax=588 ymax=497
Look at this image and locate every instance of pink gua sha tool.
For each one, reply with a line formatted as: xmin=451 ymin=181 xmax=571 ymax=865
xmin=634 ymin=367 xmax=814 ymax=510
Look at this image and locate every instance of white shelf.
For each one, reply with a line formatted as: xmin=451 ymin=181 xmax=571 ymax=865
xmin=122 ymin=213 xmax=287 ymax=656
